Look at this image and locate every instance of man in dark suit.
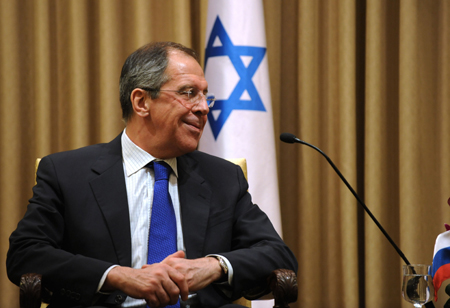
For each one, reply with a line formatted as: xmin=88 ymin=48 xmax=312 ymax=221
xmin=7 ymin=42 xmax=297 ymax=308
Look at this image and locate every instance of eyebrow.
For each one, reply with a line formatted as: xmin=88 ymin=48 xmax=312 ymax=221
xmin=178 ymin=85 xmax=209 ymax=94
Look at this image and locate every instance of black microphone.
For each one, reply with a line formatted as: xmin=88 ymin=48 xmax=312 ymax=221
xmin=280 ymin=132 xmax=410 ymax=265
xmin=281 ymin=133 xmax=438 ymax=308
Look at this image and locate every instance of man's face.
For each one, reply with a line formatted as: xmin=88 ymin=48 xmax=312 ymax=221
xmin=145 ymin=51 xmax=209 ymax=158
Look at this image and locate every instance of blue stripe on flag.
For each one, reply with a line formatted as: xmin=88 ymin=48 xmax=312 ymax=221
xmin=432 ymin=247 xmax=450 ymax=277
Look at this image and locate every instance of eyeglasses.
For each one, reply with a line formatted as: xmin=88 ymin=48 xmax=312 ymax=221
xmin=140 ymin=87 xmax=215 ymax=108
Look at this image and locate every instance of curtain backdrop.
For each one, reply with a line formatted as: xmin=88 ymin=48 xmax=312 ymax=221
xmin=1 ymin=1 xmax=449 ymax=307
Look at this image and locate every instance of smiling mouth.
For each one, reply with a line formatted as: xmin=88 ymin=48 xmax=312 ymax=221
xmin=184 ymin=120 xmax=202 ymax=131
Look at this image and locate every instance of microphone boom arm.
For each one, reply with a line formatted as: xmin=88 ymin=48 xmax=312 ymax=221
xmin=290 ymin=136 xmax=411 ymax=266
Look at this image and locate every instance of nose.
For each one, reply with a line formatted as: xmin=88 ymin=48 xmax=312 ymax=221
xmin=191 ymin=95 xmax=209 ymax=115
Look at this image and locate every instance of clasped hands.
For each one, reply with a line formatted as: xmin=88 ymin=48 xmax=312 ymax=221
xmin=103 ymin=251 xmax=223 ymax=308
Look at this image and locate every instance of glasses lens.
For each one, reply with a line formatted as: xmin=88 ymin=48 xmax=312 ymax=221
xmin=188 ymin=92 xmax=215 ymax=108
xmin=206 ymin=93 xmax=215 ymax=108
xmin=207 ymin=98 xmax=215 ymax=108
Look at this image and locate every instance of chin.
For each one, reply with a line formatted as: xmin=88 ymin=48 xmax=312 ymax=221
xmin=177 ymin=140 xmax=199 ymax=156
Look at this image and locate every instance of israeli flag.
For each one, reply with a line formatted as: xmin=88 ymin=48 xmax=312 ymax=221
xmin=199 ymin=0 xmax=282 ymax=247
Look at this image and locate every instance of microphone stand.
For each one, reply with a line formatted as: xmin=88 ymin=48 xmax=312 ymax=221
xmin=280 ymin=133 xmax=435 ymax=308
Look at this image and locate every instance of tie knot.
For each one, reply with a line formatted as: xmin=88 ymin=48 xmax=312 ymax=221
xmin=148 ymin=161 xmax=171 ymax=181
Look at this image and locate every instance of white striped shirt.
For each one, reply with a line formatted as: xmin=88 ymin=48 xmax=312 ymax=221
xmin=121 ymin=130 xmax=185 ymax=307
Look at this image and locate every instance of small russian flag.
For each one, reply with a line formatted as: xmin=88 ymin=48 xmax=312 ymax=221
xmin=431 ymin=230 xmax=450 ymax=301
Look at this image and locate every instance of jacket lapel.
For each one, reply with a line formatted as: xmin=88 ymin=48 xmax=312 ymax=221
xmin=86 ymin=136 xmax=211 ymax=266
xmin=177 ymin=153 xmax=212 ymax=259
xmin=89 ymin=134 xmax=132 ymax=267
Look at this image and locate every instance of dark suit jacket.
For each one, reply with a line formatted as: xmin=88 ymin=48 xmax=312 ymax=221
xmin=7 ymin=133 xmax=297 ymax=308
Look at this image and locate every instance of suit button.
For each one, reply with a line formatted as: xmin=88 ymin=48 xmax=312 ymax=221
xmin=61 ymin=288 xmax=66 ymax=295
xmin=115 ymin=294 xmax=124 ymax=304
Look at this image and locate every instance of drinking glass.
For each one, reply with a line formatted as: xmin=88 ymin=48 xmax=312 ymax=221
xmin=402 ymin=264 xmax=434 ymax=307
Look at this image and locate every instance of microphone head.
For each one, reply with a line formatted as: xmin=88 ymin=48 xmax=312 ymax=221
xmin=280 ymin=133 xmax=298 ymax=144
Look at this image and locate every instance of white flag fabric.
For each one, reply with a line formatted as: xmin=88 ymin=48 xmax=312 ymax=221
xmin=200 ymin=0 xmax=282 ymax=244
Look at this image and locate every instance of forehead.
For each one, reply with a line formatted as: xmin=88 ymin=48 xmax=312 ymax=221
xmin=164 ymin=51 xmax=207 ymax=89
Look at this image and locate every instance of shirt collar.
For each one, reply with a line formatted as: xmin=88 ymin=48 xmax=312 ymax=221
xmin=121 ymin=129 xmax=178 ymax=177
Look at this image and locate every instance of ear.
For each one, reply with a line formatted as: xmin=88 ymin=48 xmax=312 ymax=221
xmin=130 ymin=88 xmax=151 ymax=118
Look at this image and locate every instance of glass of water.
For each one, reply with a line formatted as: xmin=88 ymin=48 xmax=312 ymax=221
xmin=402 ymin=264 xmax=434 ymax=307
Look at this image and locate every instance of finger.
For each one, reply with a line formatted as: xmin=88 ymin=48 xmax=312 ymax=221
xmin=147 ymin=266 xmax=182 ymax=306
xmin=164 ymin=250 xmax=185 ymax=260
xmin=162 ymin=251 xmax=186 ymax=267
xmin=145 ymin=295 xmax=160 ymax=308
xmin=143 ymin=252 xmax=182 ymax=268
xmin=150 ymin=285 xmax=172 ymax=308
xmin=161 ymin=278 xmax=182 ymax=305
xmin=168 ymin=267 xmax=189 ymax=300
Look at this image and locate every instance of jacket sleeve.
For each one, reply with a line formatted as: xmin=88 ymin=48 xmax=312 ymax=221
xmin=183 ymin=153 xmax=298 ymax=302
xmin=220 ymin=163 xmax=298 ymax=299
xmin=6 ymin=155 xmax=116 ymax=306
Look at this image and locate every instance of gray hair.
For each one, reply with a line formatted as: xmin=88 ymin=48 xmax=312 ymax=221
xmin=119 ymin=41 xmax=199 ymax=122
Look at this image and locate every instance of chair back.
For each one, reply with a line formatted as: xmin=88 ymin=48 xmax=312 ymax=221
xmin=35 ymin=158 xmax=41 ymax=184
xmin=226 ymin=158 xmax=248 ymax=180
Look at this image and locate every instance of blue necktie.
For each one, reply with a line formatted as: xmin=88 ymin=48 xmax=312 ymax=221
xmin=146 ymin=161 xmax=179 ymax=308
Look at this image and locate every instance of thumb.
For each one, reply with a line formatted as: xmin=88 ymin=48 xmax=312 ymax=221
xmin=163 ymin=250 xmax=185 ymax=262
xmin=142 ymin=251 xmax=186 ymax=267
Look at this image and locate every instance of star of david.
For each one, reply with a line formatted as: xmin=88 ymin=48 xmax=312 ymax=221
xmin=204 ymin=16 xmax=267 ymax=139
